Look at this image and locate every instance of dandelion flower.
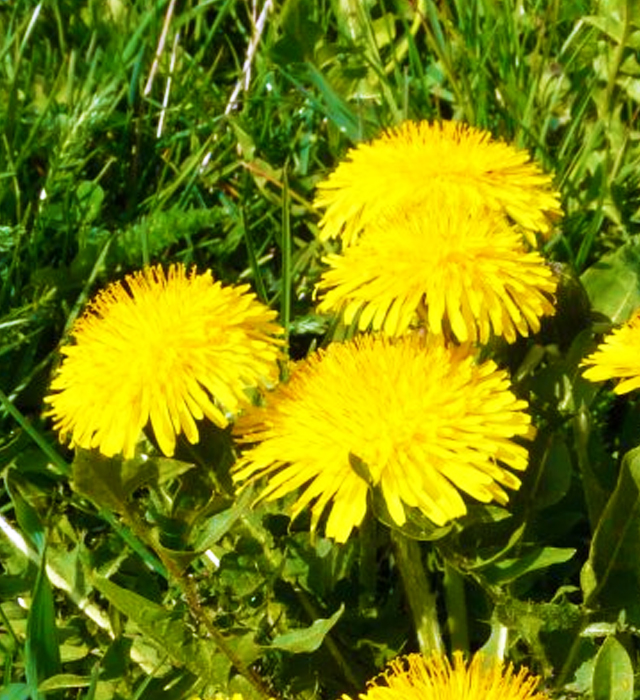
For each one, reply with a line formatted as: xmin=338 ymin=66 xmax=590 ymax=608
xmin=342 ymin=652 xmax=548 ymax=700
xmin=316 ymin=207 xmax=557 ymax=344
xmin=582 ymin=309 xmax=640 ymax=393
xmin=46 ymin=264 xmax=283 ymax=458
xmin=315 ymin=120 xmax=561 ymax=248
xmin=233 ymin=335 xmax=531 ymax=543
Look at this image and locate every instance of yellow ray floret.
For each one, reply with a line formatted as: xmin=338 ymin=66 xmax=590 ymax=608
xmin=315 ymin=119 xmax=561 ymax=248
xmin=233 ymin=334 xmax=531 ymax=543
xmin=316 ymin=206 xmax=557 ymax=344
xmin=582 ymin=309 xmax=640 ymax=394
xmin=341 ymin=652 xmax=548 ymax=700
xmin=45 ymin=264 xmax=283 ymax=458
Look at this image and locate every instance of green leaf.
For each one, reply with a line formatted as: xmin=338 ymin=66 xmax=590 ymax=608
xmin=530 ymin=435 xmax=573 ymax=510
xmin=76 ymin=181 xmax=105 ymax=226
xmin=303 ymin=63 xmax=363 ymax=142
xmin=133 ymin=456 xmax=195 ymax=489
xmin=25 ymin=555 xmax=61 ymax=697
xmin=271 ymin=0 xmax=321 ymax=63
xmin=582 ymin=446 xmax=640 ymax=623
xmin=5 ymin=472 xmax=45 ymax=556
xmin=580 ymin=240 xmax=640 ymax=323
xmin=593 ymin=636 xmax=634 ymax=700
xmin=92 ymin=576 xmax=231 ymax=686
xmin=348 ymin=452 xmax=374 ymax=485
xmin=72 ymin=449 xmax=194 ymax=512
xmin=72 ymin=450 xmax=132 ymax=512
xmin=269 ymin=604 xmax=344 ymax=653
xmin=82 ymin=662 xmax=101 ymax=700
xmin=573 ymin=406 xmax=613 ymax=531
xmin=191 ymin=488 xmax=253 ymax=552
xmin=481 ymin=547 xmax=576 ymax=584
xmin=38 ymin=674 xmax=91 ymax=692
xmin=288 ymin=314 xmax=329 ymax=335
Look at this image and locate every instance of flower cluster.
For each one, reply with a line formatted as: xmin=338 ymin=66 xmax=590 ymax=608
xmin=234 ymin=119 xmax=561 ymax=539
xmin=314 ymin=120 xmax=560 ymax=344
xmin=47 ymin=119 xmax=562 ymax=545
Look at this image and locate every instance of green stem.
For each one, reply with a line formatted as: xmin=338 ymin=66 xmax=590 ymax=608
xmin=443 ymin=562 xmax=469 ymax=653
xmin=280 ymin=165 xmax=292 ymax=340
xmin=553 ymin=615 xmax=589 ymax=690
xmin=604 ymin=0 xmax=629 ymax=121
xmin=122 ymin=510 xmax=274 ymax=700
xmin=391 ymin=529 xmax=444 ymax=656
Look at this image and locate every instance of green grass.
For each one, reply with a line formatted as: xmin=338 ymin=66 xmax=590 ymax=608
xmin=2 ymin=0 xmax=640 ymax=698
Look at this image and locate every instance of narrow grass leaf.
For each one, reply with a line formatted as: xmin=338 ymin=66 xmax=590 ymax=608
xmin=25 ymin=555 xmax=61 ymax=698
xmin=280 ymin=166 xmax=292 ymax=338
xmin=38 ymin=674 xmax=91 ymax=692
xmin=5 ymin=472 xmax=45 ymax=556
xmin=81 ymin=663 xmax=101 ymax=700
xmin=303 ymin=63 xmax=363 ymax=141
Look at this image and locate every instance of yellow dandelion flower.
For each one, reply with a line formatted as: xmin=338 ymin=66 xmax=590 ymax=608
xmin=342 ymin=652 xmax=548 ymax=700
xmin=45 ymin=264 xmax=283 ymax=459
xmin=233 ymin=335 xmax=531 ymax=543
xmin=314 ymin=120 xmax=561 ymax=248
xmin=582 ymin=309 xmax=640 ymax=394
xmin=316 ymin=207 xmax=557 ymax=344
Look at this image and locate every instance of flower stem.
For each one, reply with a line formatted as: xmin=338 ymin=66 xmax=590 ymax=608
xmin=121 ymin=510 xmax=274 ymax=700
xmin=391 ymin=529 xmax=444 ymax=656
xmin=170 ymin=563 xmax=273 ymax=700
xmin=443 ymin=562 xmax=469 ymax=653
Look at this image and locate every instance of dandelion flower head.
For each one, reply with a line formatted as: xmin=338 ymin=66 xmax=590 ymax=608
xmin=582 ymin=308 xmax=640 ymax=394
xmin=46 ymin=264 xmax=283 ymax=458
xmin=341 ymin=652 xmax=548 ymax=700
xmin=233 ymin=334 xmax=531 ymax=543
xmin=315 ymin=120 xmax=561 ymax=248
xmin=316 ymin=207 xmax=557 ymax=344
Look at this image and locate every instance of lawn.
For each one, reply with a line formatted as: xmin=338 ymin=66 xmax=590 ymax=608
xmin=2 ymin=1 xmax=640 ymax=699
